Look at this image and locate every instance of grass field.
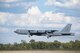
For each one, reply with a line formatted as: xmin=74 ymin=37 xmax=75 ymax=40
xmin=0 ymin=50 xmax=80 ymax=53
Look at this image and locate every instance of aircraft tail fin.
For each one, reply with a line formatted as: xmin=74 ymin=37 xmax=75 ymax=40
xmin=61 ymin=24 xmax=72 ymax=32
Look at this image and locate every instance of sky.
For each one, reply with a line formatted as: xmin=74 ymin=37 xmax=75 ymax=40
xmin=0 ymin=0 xmax=80 ymax=44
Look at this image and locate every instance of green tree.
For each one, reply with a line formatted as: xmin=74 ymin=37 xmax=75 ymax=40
xmin=29 ymin=39 xmax=35 ymax=43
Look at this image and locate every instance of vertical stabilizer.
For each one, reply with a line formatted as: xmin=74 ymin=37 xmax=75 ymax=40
xmin=61 ymin=24 xmax=72 ymax=32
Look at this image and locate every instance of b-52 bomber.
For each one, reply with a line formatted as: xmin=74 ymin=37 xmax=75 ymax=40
xmin=14 ymin=24 xmax=74 ymax=38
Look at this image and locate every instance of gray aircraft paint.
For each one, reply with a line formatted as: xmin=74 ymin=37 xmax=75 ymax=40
xmin=14 ymin=24 xmax=74 ymax=38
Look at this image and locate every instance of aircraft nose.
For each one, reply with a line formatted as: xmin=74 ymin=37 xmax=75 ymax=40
xmin=14 ymin=30 xmax=17 ymax=33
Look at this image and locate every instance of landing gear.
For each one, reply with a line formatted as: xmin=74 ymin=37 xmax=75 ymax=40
xmin=47 ymin=35 xmax=50 ymax=39
xmin=28 ymin=35 xmax=32 ymax=37
xmin=29 ymin=35 xmax=31 ymax=37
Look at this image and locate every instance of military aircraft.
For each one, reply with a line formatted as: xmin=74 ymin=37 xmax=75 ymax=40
xmin=14 ymin=24 xmax=74 ymax=38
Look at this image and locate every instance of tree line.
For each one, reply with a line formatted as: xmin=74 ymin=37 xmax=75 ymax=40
xmin=0 ymin=40 xmax=80 ymax=50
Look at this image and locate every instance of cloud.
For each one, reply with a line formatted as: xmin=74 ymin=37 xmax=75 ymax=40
xmin=0 ymin=0 xmax=37 ymax=12
xmin=0 ymin=27 xmax=9 ymax=32
xmin=0 ymin=12 xmax=9 ymax=24
xmin=0 ymin=6 xmax=80 ymax=31
xmin=0 ymin=2 xmax=35 ymax=8
xmin=28 ymin=6 xmax=42 ymax=15
xmin=0 ymin=6 xmax=79 ymax=24
xmin=13 ymin=6 xmax=43 ymax=27
xmin=0 ymin=0 xmax=19 ymax=2
xmin=45 ymin=0 xmax=80 ymax=9
xmin=0 ymin=0 xmax=37 ymax=2
xmin=43 ymin=12 xmax=72 ymax=23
